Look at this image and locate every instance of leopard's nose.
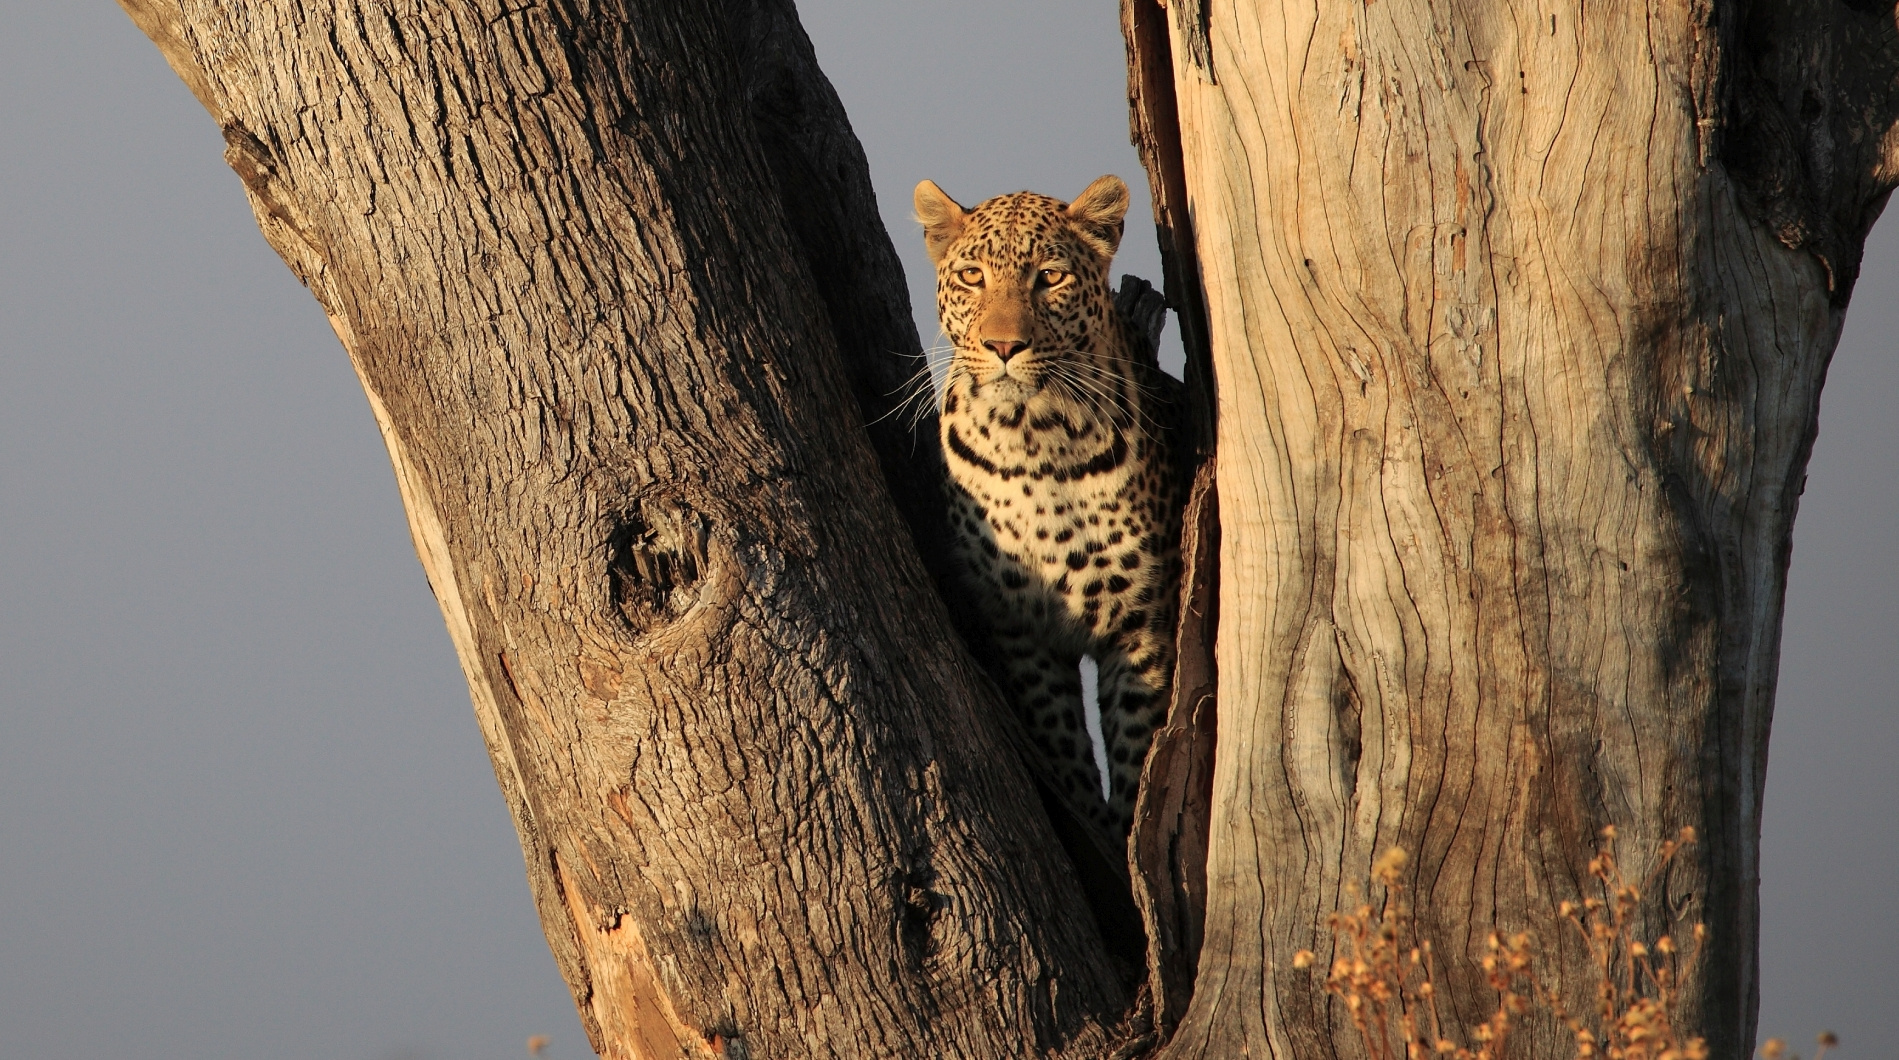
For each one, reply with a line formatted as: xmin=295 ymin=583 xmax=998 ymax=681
xmin=983 ymin=337 xmax=1030 ymax=362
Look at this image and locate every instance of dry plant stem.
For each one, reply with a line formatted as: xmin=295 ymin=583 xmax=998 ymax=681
xmin=1576 ymin=829 xmax=1706 ymax=1060
xmin=1303 ymin=835 xmax=1711 ymax=1060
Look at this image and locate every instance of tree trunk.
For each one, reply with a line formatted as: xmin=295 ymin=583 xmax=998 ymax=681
xmin=116 ymin=1 xmax=1133 ymax=1056
xmin=1126 ymin=0 xmax=1899 ymax=1057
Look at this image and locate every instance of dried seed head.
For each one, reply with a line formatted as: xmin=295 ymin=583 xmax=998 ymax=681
xmin=1601 ymin=824 xmax=1619 ymax=840
xmin=1374 ymin=846 xmax=1409 ymax=883
xmin=1818 ymin=1032 xmax=1839 ymax=1047
xmin=1293 ymin=949 xmax=1316 ymax=970
xmin=1761 ymin=1038 xmax=1786 ymax=1060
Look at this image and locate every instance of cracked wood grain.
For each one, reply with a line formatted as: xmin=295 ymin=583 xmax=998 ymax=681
xmin=1146 ymin=0 xmax=1899 ymax=1057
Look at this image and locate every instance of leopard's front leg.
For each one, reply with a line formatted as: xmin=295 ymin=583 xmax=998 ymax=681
xmin=1094 ymin=616 xmax=1175 ymax=832
xmin=991 ymin=630 xmax=1116 ymax=828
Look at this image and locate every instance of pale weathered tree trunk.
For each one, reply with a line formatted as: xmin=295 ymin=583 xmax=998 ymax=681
xmin=1123 ymin=0 xmax=1899 ymax=1057
xmin=116 ymin=1 xmax=1135 ymax=1056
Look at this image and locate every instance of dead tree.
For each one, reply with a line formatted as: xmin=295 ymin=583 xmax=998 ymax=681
xmin=1124 ymin=0 xmax=1899 ymax=1056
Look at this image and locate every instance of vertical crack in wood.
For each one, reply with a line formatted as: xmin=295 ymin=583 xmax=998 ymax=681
xmin=1122 ymin=0 xmax=1220 ymax=1043
xmin=1130 ymin=462 xmax=1218 ymax=1037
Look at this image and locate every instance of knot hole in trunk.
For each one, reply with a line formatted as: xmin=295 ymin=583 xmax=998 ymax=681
xmin=607 ymin=505 xmax=713 ymax=631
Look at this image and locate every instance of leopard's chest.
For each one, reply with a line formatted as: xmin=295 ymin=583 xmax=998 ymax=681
xmin=943 ymin=411 xmax=1172 ymax=645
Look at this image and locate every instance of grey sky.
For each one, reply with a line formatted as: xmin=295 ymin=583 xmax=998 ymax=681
xmin=0 ymin=3 xmax=1891 ymax=1058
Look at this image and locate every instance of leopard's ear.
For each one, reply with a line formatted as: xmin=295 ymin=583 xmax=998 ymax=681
xmin=1067 ymin=175 xmax=1129 ymax=257
xmin=914 ymin=180 xmax=969 ymax=264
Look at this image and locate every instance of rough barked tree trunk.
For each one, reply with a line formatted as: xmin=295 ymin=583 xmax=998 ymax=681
xmin=116 ymin=1 xmax=1135 ymax=1056
xmin=1124 ymin=0 xmax=1899 ymax=1057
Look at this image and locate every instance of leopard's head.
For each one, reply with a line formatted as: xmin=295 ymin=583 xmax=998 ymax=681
xmin=914 ymin=175 xmax=1130 ymax=410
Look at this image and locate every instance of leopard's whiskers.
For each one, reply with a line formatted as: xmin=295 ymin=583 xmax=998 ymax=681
xmin=1046 ymin=356 xmax=1158 ymax=434
xmin=865 ymin=350 xmax=947 ymax=434
xmin=1045 ymin=364 xmax=1121 ymax=427
xmin=1059 ymin=355 xmax=1168 ymax=399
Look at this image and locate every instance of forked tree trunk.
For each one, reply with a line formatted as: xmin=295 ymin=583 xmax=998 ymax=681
xmin=116 ymin=1 xmax=1130 ymax=1056
xmin=122 ymin=0 xmax=1899 ymax=1056
xmin=1124 ymin=0 xmax=1899 ymax=1057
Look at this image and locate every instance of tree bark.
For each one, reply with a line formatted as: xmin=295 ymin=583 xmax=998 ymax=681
xmin=117 ymin=1 xmax=1132 ymax=1056
xmin=1129 ymin=0 xmax=1899 ymax=1057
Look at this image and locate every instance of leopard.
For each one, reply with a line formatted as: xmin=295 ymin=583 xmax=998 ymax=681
xmin=913 ymin=174 xmax=1185 ymax=839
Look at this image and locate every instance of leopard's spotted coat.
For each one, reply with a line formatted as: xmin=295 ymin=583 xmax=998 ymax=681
xmin=914 ymin=174 xmax=1184 ymax=836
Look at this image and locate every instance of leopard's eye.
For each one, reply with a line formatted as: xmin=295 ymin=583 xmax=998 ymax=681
xmin=956 ymin=266 xmax=985 ymax=287
xmin=1038 ymin=268 xmax=1070 ymax=288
